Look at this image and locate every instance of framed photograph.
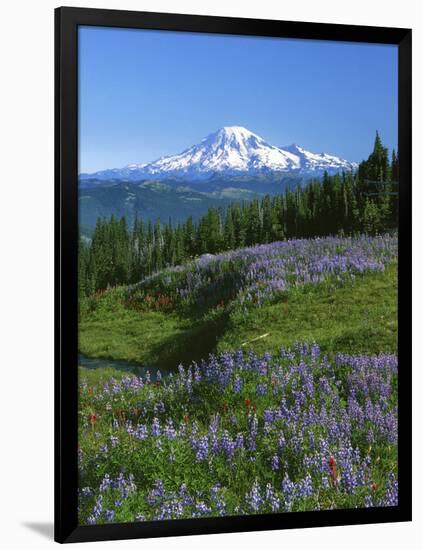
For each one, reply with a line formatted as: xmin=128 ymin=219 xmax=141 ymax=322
xmin=55 ymin=6 xmax=412 ymax=543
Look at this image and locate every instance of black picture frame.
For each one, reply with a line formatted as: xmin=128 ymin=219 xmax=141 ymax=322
xmin=55 ymin=6 xmax=412 ymax=543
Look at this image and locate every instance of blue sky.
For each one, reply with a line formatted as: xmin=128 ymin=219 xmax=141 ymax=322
xmin=79 ymin=26 xmax=398 ymax=173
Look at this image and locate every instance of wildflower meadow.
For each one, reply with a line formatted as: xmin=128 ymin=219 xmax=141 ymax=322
xmin=78 ymin=234 xmax=398 ymax=524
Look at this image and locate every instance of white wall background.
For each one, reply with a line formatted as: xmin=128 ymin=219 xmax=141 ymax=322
xmin=0 ymin=0 xmax=419 ymax=547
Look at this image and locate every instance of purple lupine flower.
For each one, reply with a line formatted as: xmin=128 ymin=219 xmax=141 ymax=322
xmin=99 ymin=474 xmax=111 ymax=493
xmin=147 ymin=480 xmax=165 ymax=504
xmin=91 ymin=494 xmax=103 ymax=520
xmin=210 ymin=485 xmax=226 ymax=516
xmin=151 ymin=417 xmax=161 ymax=436
xmin=297 ymin=474 xmax=313 ymax=498
xmin=135 ymin=424 xmax=148 ymax=441
xmin=220 ymin=430 xmax=236 ymax=459
xmin=195 ymin=502 xmax=212 ymax=516
xmin=233 ymin=375 xmax=242 ymax=393
xmin=341 ymin=462 xmax=358 ymax=494
xmin=263 ymin=409 xmax=276 ymax=423
xmin=256 ymin=383 xmax=267 ymax=396
xmin=383 ymin=473 xmax=398 ymax=506
xmin=265 ymin=483 xmax=280 ymax=512
xmin=193 ymin=363 xmax=201 ymax=383
xmin=271 ymin=455 xmax=280 ymax=471
xmin=247 ymin=481 xmax=263 ymax=512
xmin=278 ymin=432 xmax=286 ymax=452
xmin=125 ymin=420 xmax=134 ymax=437
xmin=189 ymin=421 xmax=199 ymax=447
xmin=247 ymin=414 xmax=258 ymax=451
xmin=209 ymin=417 xmax=219 ymax=456
xmin=281 ymin=474 xmax=295 ymax=510
xmin=111 ymin=381 xmax=121 ymax=395
xmin=196 ymin=436 xmax=209 ymax=462
xmin=235 ymin=433 xmax=244 ymax=450
xmin=163 ymin=420 xmax=177 ymax=440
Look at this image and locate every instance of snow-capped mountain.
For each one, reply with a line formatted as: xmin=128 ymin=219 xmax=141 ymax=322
xmin=80 ymin=126 xmax=357 ymax=182
xmin=282 ymin=143 xmax=358 ymax=175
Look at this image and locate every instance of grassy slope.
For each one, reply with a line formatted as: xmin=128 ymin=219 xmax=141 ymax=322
xmin=79 ymin=262 xmax=397 ymax=370
xmin=219 ymin=263 xmax=397 ymax=356
xmin=79 ymin=301 xmax=230 ymax=369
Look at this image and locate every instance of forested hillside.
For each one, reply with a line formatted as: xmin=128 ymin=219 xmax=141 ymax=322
xmin=79 ymin=133 xmax=398 ymax=296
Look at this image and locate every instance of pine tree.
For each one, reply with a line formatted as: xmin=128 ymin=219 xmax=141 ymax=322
xmin=223 ymin=207 xmax=236 ymax=250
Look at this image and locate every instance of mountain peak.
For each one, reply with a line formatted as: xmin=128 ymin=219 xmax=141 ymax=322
xmin=221 ymin=125 xmax=251 ymax=132
xmin=202 ymin=126 xmax=265 ymax=149
xmin=216 ymin=126 xmax=259 ymax=137
xmin=80 ymin=126 xmax=358 ymax=181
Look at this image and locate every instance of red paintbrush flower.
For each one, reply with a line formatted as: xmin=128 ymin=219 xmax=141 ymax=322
xmin=88 ymin=413 xmax=97 ymax=425
xmin=329 ymin=455 xmax=337 ymax=485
